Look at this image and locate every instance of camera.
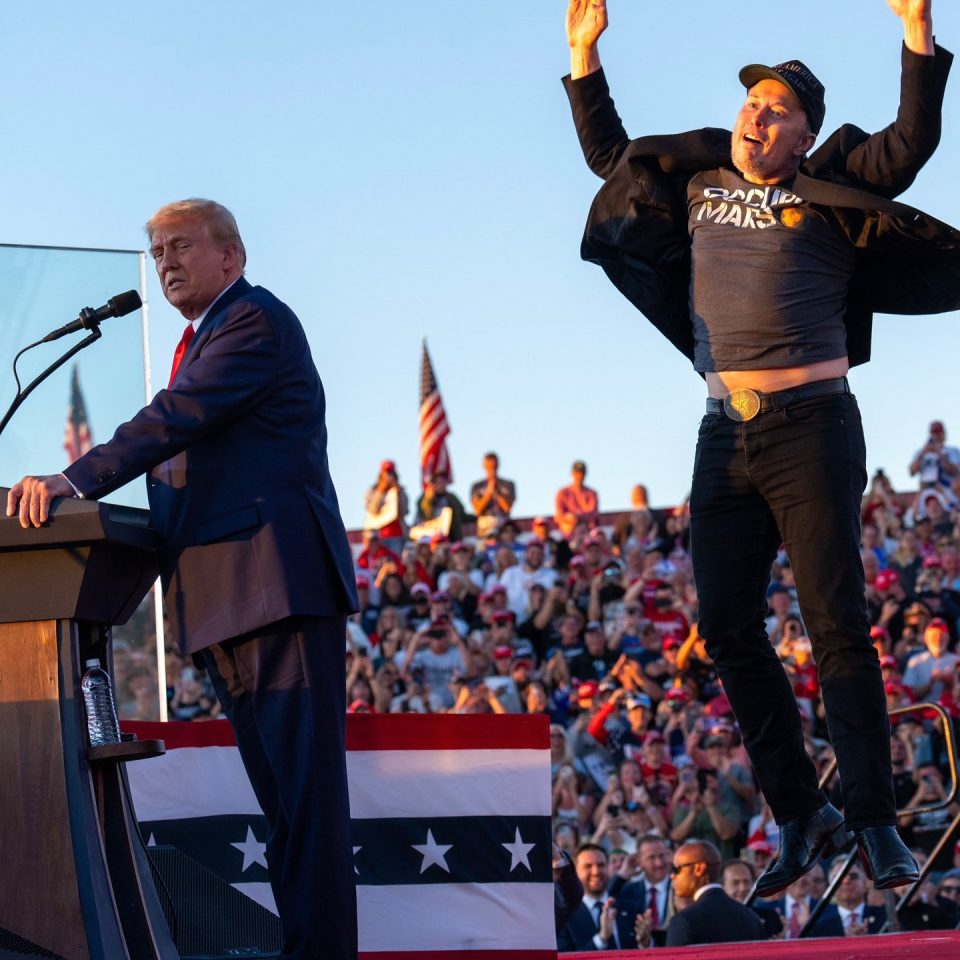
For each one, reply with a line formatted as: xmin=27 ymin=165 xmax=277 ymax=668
xmin=608 ymin=804 xmax=620 ymax=817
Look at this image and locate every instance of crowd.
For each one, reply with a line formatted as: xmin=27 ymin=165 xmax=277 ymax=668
xmin=137 ymin=421 xmax=960 ymax=944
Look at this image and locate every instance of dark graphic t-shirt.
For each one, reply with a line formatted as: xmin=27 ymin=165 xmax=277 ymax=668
xmin=688 ymin=168 xmax=855 ymax=372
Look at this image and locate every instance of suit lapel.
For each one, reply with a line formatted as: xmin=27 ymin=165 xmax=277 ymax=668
xmin=177 ymin=277 xmax=254 ymax=378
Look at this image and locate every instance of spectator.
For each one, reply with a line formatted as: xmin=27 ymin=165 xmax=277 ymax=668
xmin=555 ymin=460 xmax=600 ymax=538
xmin=669 ymin=766 xmax=740 ymax=860
xmin=721 ymin=859 xmax=783 ymax=937
xmin=890 ymin=529 xmax=924 ymax=598
xmin=764 ymin=582 xmax=797 ymax=637
xmin=934 ymin=868 xmax=960 ymax=927
xmin=499 ymin=538 xmax=558 ymax=618
xmin=587 ymin=686 xmax=653 ymax=764
xmin=485 ymin=545 xmax=518 ymax=592
xmin=354 ymin=575 xmax=379 ymax=636
xmin=401 ymin=617 xmax=472 ymax=709
xmin=870 ymin=568 xmax=907 ymax=643
xmin=438 ymin=541 xmax=482 ymax=595
xmin=903 ymin=619 xmax=957 ymax=701
xmin=413 ymin=468 xmax=469 ymax=542
xmin=363 ymin=459 xmax=409 ymax=553
xmin=470 ymin=451 xmax=516 ymax=538
xmin=809 ymin=860 xmax=885 ymax=937
xmin=617 ymin=835 xmax=674 ymax=946
xmin=554 ymin=822 xmax=581 ymax=857
xmin=568 ymin=620 xmax=617 ymax=684
xmin=900 ymin=763 xmax=960 ymax=868
xmin=663 ymin=840 xmax=766 ymax=946
xmin=767 ymin=873 xmax=817 ymax=940
xmin=556 ymin=843 xmax=645 ymax=951
xmin=356 ymin=528 xmax=404 ymax=581
xmin=909 ymin=420 xmax=960 ymax=489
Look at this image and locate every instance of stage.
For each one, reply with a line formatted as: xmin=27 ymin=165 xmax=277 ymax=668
xmin=569 ymin=929 xmax=960 ymax=960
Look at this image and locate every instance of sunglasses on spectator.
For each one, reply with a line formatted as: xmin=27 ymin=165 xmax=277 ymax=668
xmin=941 ymin=885 xmax=960 ymax=896
xmin=671 ymin=860 xmax=704 ymax=875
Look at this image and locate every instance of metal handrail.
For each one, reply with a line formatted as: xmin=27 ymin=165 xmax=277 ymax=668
xmin=802 ymin=701 xmax=958 ymax=937
xmin=746 ymin=701 xmax=958 ymax=936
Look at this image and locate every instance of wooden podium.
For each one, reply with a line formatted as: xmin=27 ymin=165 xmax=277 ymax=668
xmin=0 ymin=490 xmax=178 ymax=960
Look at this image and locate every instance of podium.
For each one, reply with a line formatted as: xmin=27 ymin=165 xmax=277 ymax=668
xmin=0 ymin=490 xmax=177 ymax=960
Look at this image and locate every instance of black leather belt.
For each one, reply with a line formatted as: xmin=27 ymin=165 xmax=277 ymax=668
xmin=706 ymin=377 xmax=850 ymax=422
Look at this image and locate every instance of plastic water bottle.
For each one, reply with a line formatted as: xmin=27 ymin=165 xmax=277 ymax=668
xmin=80 ymin=658 xmax=121 ymax=747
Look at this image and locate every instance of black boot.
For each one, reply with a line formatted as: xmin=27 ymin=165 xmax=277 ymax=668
xmin=856 ymin=826 xmax=919 ymax=889
xmin=754 ymin=802 xmax=852 ymax=898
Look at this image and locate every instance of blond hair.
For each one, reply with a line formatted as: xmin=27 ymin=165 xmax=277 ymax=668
xmin=145 ymin=198 xmax=247 ymax=270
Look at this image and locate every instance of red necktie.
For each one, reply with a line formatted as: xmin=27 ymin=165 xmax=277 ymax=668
xmin=789 ymin=901 xmax=802 ymax=938
xmin=168 ymin=323 xmax=195 ymax=388
xmin=649 ymin=888 xmax=659 ymax=928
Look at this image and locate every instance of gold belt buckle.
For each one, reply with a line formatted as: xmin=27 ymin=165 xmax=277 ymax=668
xmin=722 ymin=388 xmax=762 ymax=422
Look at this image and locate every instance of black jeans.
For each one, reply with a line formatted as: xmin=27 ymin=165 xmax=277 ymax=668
xmin=690 ymin=389 xmax=896 ymax=829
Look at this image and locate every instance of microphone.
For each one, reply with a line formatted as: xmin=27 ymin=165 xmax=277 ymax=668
xmin=41 ymin=290 xmax=142 ymax=343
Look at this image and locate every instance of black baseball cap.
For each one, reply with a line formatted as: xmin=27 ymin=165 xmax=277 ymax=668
xmin=739 ymin=59 xmax=826 ymax=134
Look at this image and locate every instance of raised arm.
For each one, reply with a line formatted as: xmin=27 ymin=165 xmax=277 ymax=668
xmin=817 ymin=1 xmax=949 ymax=197
xmin=563 ymin=0 xmax=631 ymax=179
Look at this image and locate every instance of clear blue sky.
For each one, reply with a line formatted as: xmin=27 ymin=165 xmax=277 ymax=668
xmin=1 ymin=1 xmax=958 ymax=528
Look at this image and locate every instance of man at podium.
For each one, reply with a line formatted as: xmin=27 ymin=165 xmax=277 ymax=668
xmin=6 ymin=198 xmax=360 ymax=960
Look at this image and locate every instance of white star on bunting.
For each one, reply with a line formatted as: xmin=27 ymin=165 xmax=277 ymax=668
xmin=502 ymin=827 xmax=535 ymax=872
xmin=412 ymin=828 xmax=453 ymax=874
xmin=231 ymin=825 xmax=268 ymax=872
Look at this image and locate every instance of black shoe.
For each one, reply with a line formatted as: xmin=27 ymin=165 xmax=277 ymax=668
xmin=754 ymin=802 xmax=852 ymax=898
xmin=856 ymin=826 xmax=919 ymax=889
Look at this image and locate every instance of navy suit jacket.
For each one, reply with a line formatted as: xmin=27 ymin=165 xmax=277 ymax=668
xmin=666 ymin=887 xmax=766 ymax=947
xmin=810 ymin=903 xmax=886 ymax=938
xmin=557 ymin=895 xmax=644 ymax=952
xmin=65 ymin=277 xmax=358 ymax=652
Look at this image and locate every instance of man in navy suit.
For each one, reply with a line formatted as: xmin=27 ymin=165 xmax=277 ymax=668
xmin=557 ymin=843 xmax=646 ymax=951
xmin=665 ymin=841 xmax=766 ymax=946
xmin=7 ymin=199 xmax=359 ymax=960
xmin=809 ymin=859 xmax=886 ymax=937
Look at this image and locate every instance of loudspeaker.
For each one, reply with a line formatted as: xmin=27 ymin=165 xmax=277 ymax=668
xmin=146 ymin=845 xmax=281 ymax=960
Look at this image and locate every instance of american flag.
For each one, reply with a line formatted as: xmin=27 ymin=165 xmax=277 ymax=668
xmin=124 ymin=716 xmax=556 ymax=958
xmin=419 ymin=341 xmax=452 ymax=482
xmin=63 ymin=364 xmax=93 ymax=463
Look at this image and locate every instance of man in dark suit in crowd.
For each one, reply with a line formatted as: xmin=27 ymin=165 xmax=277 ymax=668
xmin=557 ymin=843 xmax=645 ymax=951
xmin=615 ymin=834 xmax=675 ymax=946
xmin=810 ymin=859 xmax=886 ymax=937
xmin=7 ymin=199 xmax=359 ymax=960
xmin=665 ymin=841 xmax=766 ymax=946
xmin=721 ymin=858 xmax=783 ymax=938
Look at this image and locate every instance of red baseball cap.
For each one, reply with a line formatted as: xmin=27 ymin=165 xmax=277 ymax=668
xmin=380 ymin=459 xmax=397 ymax=474
xmin=493 ymin=644 xmax=513 ymax=659
xmin=665 ymin=688 xmax=689 ymax=702
xmin=577 ymin=681 xmax=599 ymax=703
xmin=874 ymin=569 xmax=900 ymax=591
